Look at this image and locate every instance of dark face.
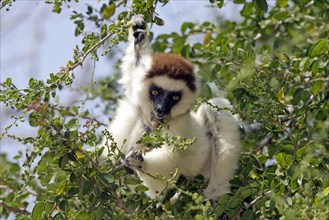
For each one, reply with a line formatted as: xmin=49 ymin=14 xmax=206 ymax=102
xmin=149 ymin=84 xmax=182 ymax=120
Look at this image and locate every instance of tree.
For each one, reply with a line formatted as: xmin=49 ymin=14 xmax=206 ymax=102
xmin=1 ymin=0 xmax=328 ymax=219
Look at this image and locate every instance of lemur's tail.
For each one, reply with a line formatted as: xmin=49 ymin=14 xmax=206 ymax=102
xmin=196 ymin=98 xmax=241 ymax=200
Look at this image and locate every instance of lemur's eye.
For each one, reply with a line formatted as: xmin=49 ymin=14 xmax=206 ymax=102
xmin=172 ymin=95 xmax=180 ymax=101
xmin=151 ymin=90 xmax=158 ymax=96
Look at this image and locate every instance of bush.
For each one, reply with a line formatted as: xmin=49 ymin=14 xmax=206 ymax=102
xmin=1 ymin=0 xmax=328 ymax=219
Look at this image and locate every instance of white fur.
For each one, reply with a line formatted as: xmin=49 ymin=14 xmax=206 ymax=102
xmin=101 ymin=16 xmax=241 ymax=200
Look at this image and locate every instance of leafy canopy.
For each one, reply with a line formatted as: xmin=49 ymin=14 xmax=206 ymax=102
xmin=1 ymin=0 xmax=328 ymax=219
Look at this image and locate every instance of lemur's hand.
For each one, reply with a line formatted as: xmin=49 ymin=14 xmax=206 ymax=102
xmin=124 ymin=151 xmax=144 ymax=170
xmin=131 ymin=15 xmax=147 ymax=44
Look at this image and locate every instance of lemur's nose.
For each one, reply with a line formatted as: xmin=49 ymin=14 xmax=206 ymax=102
xmin=155 ymin=105 xmax=166 ymax=115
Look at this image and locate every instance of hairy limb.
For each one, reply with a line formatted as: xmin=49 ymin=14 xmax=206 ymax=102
xmin=124 ymin=151 xmax=144 ymax=169
xmin=124 ymin=148 xmax=178 ymax=198
xmin=119 ymin=15 xmax=153 ymax=96
xmin=124 ymin=148 xmax=177 ymax=177
xmin=128 ymin=15 xmax=151 ymax=66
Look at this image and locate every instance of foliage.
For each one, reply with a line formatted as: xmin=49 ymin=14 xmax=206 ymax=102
xmin=1 ymin=0 xmax=329 ymax=219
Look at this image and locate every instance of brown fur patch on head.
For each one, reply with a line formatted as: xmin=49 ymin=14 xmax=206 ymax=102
xmin=147 ymin=53 xmax=196 ymax=91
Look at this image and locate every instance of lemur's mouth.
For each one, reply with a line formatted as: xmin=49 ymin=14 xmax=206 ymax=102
xmin=155 ymin=113 xmax=166 ymax=119
xmin=152 ymin=111 xmax=168 ymax=122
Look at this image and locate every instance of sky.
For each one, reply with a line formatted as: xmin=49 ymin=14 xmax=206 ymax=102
xmin=0 ymin=0 xmax=246 ymax=161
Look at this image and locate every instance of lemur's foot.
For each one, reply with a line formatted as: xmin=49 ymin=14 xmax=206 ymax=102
xmin=125 ymin=151 xmax=144 ymax=170
xmin=131 ymin=15 xmax=147 ymax=44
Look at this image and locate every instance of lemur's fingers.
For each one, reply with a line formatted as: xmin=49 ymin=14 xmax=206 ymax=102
xmin=131 ymin=14 xmax=146 ymax=30
xmin=130 ymin=15 xmax=147 ymax=45
xmin=124 ymin=151 xmax=144 ymax=170
xmin=133 ymin=30 xmax=146 ymax=44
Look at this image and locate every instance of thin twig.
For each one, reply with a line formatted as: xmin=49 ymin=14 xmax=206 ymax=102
xmin=0 ymin=200 xmax=30 ymax=215
xmin=246 ymin=190 xmax=272 ymax=209
xmin=48 ymin=105 xmax=107 ymax=127
xmin=79 ymin=59 xmax=96 ymax=115
xmin=68 ymin=31 xmax=115 ymax=71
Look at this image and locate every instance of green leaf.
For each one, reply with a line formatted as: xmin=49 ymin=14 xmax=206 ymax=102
xmin=135 ymin=185 xmax=149 ymax=192
xmin=154 ymin=16 xmax=164 ymax=26
xmin=217 ymin=0 xmax=224 ymax=8
xmin=82 ymin=181 xmax=93 ymax=195
xmin=98 ymin=173 xmax=115 ymax=187
xmin=76 ymin=210 xmax=92 ymax=219
xmin=41 ymin=174 xmax=53 ymax=186
xmin=53 ymin=213 xmax=65 ymax=220
xmin=103 ymin=4 xmax=115 ymax=20
xmin=29 ymin=112 xmax=42 ymax=127
xmin=59 ymin=200 xmax=68 ymax=212
xmin=241 ymin=210 xmax=256 ymax=220
xmin=112 ymin=167 xmax=126 ymax=179
xmin=299 ymin=57 xmax=311 ymax=71
xmin=309 ymin=39 xmax=329 ymax=58
xmin=276 ymin=152 xmax=293 ymax=169
xmin=254 ymin=0 xmax=268 ymax=12
xmin=56 ymin=180 xmax=67 ymax=195
xmin=65 ymin=118 xmax=79 ymax=131
xmin=218 ymin=194 xmax=230 ymax=204
xmin=72 ymin=106 xmax=79 ymax=114
xmin=5 ymin=77 xmax=12 ymax=86
xmin=240 ymin=188 xmax=253 ymax=199
xmin=227 ymin=196 xmax=241 ymax=208
xmin=273 ymin=11 xmax=288 ymax=20
xmin=124 ymin=176 xmax=142 ymax=185
xmin=251 ymin=155 xmax=263 ymax=170
xmin=241 ymin=5 xmax=253 ymax=17
xmin=9 ymin=163 xmax=20 ymax=173
xmin=54 ymin=116 xmax=65 ymax=129
xmin=103 ymin=173 xmax=115 ymax=183
xmin=118 ymin=11 xmax=128 ymax=20
xmin=323 ymin=186 xmax=329 ymax=196
xmin=219 ymin=64 xmax=229 ymax=78
xmin=204 ymin=84 xmax=213 ymax=98
xmin=311 ymin=80 xmax=324 ymax=95
xmin=214 ymin=205 xmax=225 ymax=217
xmin=44 ymin=201 xmax=55 ymax=215
xmin=31 ymin=202 xmax=45 ymax=220
xmin=277 ymin=0 xmax=288 ymax=7
xmin=181 ymin=22 xmax=194 ymax=34
xmin=52 ymin=2 xmax=62 ymax=13
xmin=58 ymin=155 xmax=69 ymax=170
xmin=203 ymin=32 xmax=212 ymax=46
xmin=95 ymin=205 xmax=104 ymax=220
xmin=68 ymin=187 xmax=79 ymax=196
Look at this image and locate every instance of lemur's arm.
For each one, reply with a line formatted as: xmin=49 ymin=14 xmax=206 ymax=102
xmin=121 ymin=15 xmax=152 ymax=72
xmin=119 ymin=15 xmax=153 ymax=98
xmin=130 ymin=15 xmax=149 ymax=64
